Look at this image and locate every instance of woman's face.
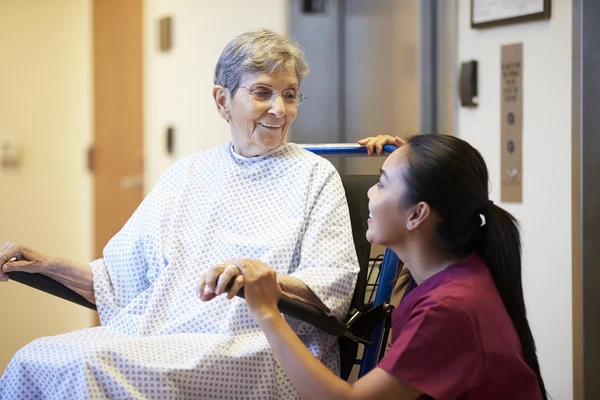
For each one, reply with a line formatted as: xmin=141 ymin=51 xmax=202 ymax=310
xmin=366 ymin=148 xmax=412 ymax=247
xmin=214 ymin=68 xmax=300 ymax=157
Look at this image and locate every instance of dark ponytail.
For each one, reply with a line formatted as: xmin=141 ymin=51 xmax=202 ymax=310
xmin=479 ymin=204 xmax=547 ymax=399
xmin=400 ymin=134 xmax=547 ymax=399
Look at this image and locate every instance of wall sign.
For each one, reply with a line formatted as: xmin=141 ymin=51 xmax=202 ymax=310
xmin=472 ymin=0 xmax=551 ymax=28
xmin=501 ymin=43 xmax=523 ymax=203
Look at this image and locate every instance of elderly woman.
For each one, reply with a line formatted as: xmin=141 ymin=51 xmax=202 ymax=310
xmin=0 ymin=29 xmax=360 ymax=399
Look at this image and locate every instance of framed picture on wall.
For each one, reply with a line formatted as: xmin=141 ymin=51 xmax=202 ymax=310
xmin=471 ymin=0 xmax=551 ymax=28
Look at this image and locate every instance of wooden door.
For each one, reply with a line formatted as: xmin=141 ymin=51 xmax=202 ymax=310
xmin=92 ymin=0 xmax=144 ymax=322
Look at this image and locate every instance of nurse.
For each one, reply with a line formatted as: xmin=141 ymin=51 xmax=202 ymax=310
xmin=229 ymin=134 xmax=548 ymax=400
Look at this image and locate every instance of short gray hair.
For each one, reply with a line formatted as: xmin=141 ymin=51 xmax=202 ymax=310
xmin=214 ymin=28 xmax=309 ymax=96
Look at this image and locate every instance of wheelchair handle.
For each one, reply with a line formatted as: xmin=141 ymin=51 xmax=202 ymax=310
xmin=299 ymin=143 xmax=397 ymax=157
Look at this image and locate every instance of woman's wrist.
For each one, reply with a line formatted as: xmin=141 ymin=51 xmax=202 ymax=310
xmin=276 ymin=274 xmax=330 ymax=313
xmin=254 ymin=307 xmax=284 ymax=327
xmin=43 ymin=255 xmax=73 ymax=275
xmin=43 ymin=256 xmax=93 ymax=287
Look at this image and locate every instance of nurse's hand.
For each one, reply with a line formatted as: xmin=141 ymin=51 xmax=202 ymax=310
xmin=0 ymin=242 xmax=49 ymax=282
xmin=231 ymin=258 xmax=281 ymax=320
xmin=199 ymin=262 xmax=244 ymax=301
xmin=358 ymin=135 xmax=405 ymax=156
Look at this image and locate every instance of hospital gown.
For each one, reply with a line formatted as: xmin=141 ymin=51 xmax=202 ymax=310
xmin=0 ymin=143 xmax=360 ymax=399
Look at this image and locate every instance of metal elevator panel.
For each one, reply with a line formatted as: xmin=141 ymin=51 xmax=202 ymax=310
xmin=289 ymin=0 xmax=452 ymax=175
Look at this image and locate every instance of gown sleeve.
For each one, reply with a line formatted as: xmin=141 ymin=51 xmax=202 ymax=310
xmin=90 ymin=159 xmax=186 ymax=325
xmin=287 ymin=165 xmax=360 ymax=334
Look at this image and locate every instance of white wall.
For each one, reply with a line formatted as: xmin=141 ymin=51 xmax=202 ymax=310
xmin=0 ymin=0 xmax=94 ymax=373
xmin=144 ymin=0 xmax=289 ymax=189
xmin=457 ymin=1 xmax=572 ymax=398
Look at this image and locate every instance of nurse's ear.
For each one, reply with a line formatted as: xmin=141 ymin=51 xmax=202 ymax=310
xmin=406 ymin=202 xmax=431 ymax=231
xmin=213 ymin=85 xmax=231 ymax=121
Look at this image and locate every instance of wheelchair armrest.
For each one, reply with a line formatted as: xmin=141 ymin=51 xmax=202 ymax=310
xmin=8 ymin=272 xmax=388 ymax=344
xmin=6 ymin=271 xmax=97 ymax=310
xmin=6 ymin=272 xmax=350 ymax=338
xmin=236 ymin=288 xmax=348 ymax=337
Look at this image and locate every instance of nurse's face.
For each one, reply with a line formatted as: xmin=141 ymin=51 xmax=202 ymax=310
xmin=366 ymin=148 xmax=412 ymax=247
xmin=213 ymin=68 xmax=300 ymax=158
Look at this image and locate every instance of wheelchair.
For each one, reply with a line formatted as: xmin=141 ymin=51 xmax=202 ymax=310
xmin=7 ymin=143 xmax=413 ymax=382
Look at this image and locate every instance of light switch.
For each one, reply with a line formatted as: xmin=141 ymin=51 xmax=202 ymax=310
xmin=0 ymin=136 xmax=21 ymax=167
xmin=159 ymin=16 xmax=172 ymax=52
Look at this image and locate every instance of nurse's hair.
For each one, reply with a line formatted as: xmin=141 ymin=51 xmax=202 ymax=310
xmin=401 ymin=134 xmax=548 ymax=400
xmin=214 ymin=28 xmax=309 ymax=97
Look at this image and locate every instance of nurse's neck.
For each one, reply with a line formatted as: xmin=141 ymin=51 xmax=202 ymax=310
xmin=393 ymin=244 xmax=461 ymax=285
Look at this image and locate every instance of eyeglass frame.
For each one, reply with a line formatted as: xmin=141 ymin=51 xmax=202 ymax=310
xmin=238 ymin=85 xmax=307 ymax=106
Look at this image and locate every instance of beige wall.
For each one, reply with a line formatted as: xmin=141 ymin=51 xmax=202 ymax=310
xmin=457 ymin=1 xmax=572 ymax=398
xmin=0 ymin=0 xmax=94 ymax=373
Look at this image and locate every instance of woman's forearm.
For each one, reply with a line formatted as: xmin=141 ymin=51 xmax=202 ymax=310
xmin=258 ymin=312 xmax=353 ymax=400
xmin=42 ymin=257 xmax=95 ymax=304
xmin=276 ymin=274 xmax=329 ymax=313
xmin=236 ymin=259 xmax=420 ymax=400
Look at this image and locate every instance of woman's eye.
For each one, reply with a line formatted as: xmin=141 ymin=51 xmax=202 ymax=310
xmin=253 ymin=91 xmax=272 ymax=100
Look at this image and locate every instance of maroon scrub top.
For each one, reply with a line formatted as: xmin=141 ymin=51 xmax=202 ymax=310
xmin=378 ymin=254 xmax=542 ymax=400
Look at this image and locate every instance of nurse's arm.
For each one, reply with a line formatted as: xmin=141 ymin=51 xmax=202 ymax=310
xmin=257 ymin=311 xmax=422 ymax=400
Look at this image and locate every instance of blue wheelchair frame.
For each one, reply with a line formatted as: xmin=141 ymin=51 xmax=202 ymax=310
xmin=300 ymin=143 xmax=400 ymax=377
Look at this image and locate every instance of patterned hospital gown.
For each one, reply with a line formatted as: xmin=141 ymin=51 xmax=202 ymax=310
xmin=0 ymin=143 xmax=360 ymax=399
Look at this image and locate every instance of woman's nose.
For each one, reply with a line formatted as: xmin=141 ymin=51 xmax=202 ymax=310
xmin=268 ymin=95 xmax=287 ymax=118
xmin=367 ymin=185 xmax=375 ymax=199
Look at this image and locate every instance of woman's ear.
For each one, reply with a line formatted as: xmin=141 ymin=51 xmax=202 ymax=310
xmin=406 ymin=202 xmax=431 ymax=231
xmin=213 ymin=85 xmax=230 ymax=121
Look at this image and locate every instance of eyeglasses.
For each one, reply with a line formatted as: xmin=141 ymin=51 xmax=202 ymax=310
xmin=238 ymin=85 xmax=307 ymax=106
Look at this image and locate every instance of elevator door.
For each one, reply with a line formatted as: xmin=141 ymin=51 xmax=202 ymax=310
xmin=289 ymin=0 xmax=421 ymax=175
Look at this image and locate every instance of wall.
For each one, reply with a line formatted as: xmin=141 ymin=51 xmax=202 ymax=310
xmin=457 ymin=1 xmax=572 ymax=398
xmin=144 ymin=0 xmax=289 ymax=189
xmin=0 ymin=0 xmax=94 ymax=373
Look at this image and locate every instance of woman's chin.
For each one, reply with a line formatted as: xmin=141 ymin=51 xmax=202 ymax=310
xmin=260 ymin=124 xmax=286 ymax=137
xmin=365 ymin=230 xmax=375 ymax=244
xmin=258 ymin=134 xmax=285 ymax=150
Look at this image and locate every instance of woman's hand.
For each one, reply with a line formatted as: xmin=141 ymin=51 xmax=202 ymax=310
xmin=0 ymin=242 xmax=49 ymax=282
xmin=358 ymin=135 xmax=405 ymax=156
xmin=198 ymin=262 xmax=245 ymax=301
xmin=230 ymin=258 xmax=281 ymax=321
